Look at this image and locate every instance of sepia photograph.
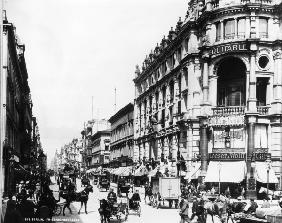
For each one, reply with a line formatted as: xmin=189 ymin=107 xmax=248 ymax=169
xmin=1 ymin=0 xmax=282 ymax=223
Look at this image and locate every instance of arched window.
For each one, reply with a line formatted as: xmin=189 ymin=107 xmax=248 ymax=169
xmin=217 ymin=57 xmax=246 ymax=106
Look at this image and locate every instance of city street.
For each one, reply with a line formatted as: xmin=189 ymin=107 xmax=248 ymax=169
xmin=50 ymin=178 xmax=222 ymax=223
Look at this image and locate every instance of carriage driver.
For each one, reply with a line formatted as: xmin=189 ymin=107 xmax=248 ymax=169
xmin=129 ymin=189 xmax=141 ymax=209
xmin=107 ymin=188 xmax=117 ymax=204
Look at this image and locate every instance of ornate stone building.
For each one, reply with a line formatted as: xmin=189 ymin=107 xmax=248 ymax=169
xmin=109 ymin=103 xmax=134 ymax=167
xmin=133 ymin=0 xmax=282 ymax=198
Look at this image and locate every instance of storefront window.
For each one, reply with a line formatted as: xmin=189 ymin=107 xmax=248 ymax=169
xmin=259 ymin=18 xmax=268 ymax=38
xmin=224 ymin=20 xmax=235 ymax=39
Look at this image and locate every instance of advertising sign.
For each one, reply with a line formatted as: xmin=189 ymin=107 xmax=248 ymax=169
xmin=209 ymin=153 xmax=246 ymax=161
xmin=210 ymin=43 xmax=248 ymax=56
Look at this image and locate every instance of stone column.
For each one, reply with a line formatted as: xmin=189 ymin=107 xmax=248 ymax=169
xmin=187 ymin=122 xmax=194 ymax=172
xmin=246 ymin=17 xmax=251 ymax=39
xmin=141 ymin=101 xmax=146 ymax=136
xmin=187 ymin=62 xmax=194 ymax=116
xmin=144 ymin=141 xmax=150 ymax=160
xmin=202 ymin=59 xmax=210 ymax=104
xmin=199 ymin=118 xmax=208 ymax=180
xmin=272 ymin=50 xmax=282 ymax=113
xmin=165 ymin=84 xmax=170 ymax=128
xmin=157 ymin=138 xmax=162 ymax=161
xmin=158 ymin=89 xmax=163 ymax=131
xmin=163 ymin=137 xmax=169 ymax=160
xmin=220 ymin=21 xmax=224 ymax=40
xmin=133 ymin=141 xmax=140 ymax=162
xmin=209 ymin=74 xmax=218 ymax=106
xmin=181 ymin=69 xmax=187 ymax=113
xmin=173 ymin=78 xmax=179 ymax=122
xmin=171 ymin=134 xmax=178 ymax=161
xmin=246 ymin=116 xmax=257 ymax=199
xmin=234 ymin=18 xmax=238 ymax=39
xmin=248 ymin=52 xmax=257 ymax=113
xmin=139 ymin=143 xmax=144 ymax=161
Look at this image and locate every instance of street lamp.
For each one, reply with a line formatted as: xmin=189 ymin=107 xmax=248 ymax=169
xmin=218 ymin=161 xmax=221 ymax=195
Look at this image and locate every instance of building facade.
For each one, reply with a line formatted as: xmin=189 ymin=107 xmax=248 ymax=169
xmin=90 ymin=130 xmax=110 ymax=168
xmin=81 ymin=119 xmax=110 ymax=170
xmin=133 ymin=0 xmax=282 ymax=198
xmin=109 ymin=103 xmax=134 ymax=167
xmin=2 ymin=15 xmax=39 ymax=195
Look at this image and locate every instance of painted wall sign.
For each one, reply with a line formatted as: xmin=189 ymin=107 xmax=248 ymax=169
xmin=211 ymin=43 xmax=248 ymax=56
xmin=209 ymin=115 xmax=245 ymax=126
xmin=209 ymin=153 xmax=246 ymax=161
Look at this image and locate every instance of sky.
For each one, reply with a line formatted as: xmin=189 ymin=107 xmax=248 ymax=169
xmin=5 ymin=0 xmax=187 ymax=166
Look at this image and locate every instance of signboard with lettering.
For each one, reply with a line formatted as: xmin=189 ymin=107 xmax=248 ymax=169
xmin=209 ymin=115 xmax=245 ymax=126
xmin=209 ymin=153 xmax=246 ymax=161
xmin=210 ymin=43 xmax=248 ymax=56
xmin=254 ymin=153 xmax=271 ymax=161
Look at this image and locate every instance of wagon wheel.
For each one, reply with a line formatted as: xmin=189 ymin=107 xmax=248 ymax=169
xmin=53 ymin=204 xmax=62 ymax=216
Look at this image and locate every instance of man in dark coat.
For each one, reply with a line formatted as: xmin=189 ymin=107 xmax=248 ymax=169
xmin=4 ymin=200 xmax=24 ymax=223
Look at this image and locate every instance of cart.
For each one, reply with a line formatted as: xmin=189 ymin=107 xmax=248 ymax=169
xmin=98 ymin=175 xmax=110 ymax=191
xmin=151 ymin=176 xmax=181 ymax=208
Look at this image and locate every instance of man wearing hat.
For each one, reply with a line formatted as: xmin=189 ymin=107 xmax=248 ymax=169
xmin=179 ymin=195 xmax=189 ymax=223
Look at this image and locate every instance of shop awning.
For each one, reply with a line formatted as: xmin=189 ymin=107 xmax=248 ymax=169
xmin=255 ymin=162 xmax=278 ymax=184
xmin=205 ymin=161 xmax=246 ymax=183
xmin=184 ymin=163 xmax=201 ymax=181
xmin=134 ymin=165 xmax=148 ymax=176
xmin=119 ymin=166 xmax=132 ymax=177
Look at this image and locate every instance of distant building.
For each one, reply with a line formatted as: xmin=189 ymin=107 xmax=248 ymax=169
xmin=90 ymin=130 xmax=111 ymax=168
xmin=109 ymin=103 xmax=134 ymax=167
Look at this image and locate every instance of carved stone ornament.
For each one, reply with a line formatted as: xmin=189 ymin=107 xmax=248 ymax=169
xmin=273 ymin=50 xmax=282 ymax=60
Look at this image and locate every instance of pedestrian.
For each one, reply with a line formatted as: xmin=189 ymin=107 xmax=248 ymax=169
xmin=4 ymin=198 xmax=24 ymax=223
xmin=18 ymin=193 xmax=36 ymax=221
xmin=179 ymin=196 xmax=189 ymax=223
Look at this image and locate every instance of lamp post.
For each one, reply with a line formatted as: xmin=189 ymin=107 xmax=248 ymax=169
xmin=218 ymin=161 xmax=221 ymax=195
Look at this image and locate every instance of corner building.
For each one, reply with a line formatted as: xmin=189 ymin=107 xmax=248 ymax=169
xmin=133 ymin=0 xmax=282 ymax=198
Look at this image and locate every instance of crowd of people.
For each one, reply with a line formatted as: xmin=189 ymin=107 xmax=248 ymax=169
xmin=177 ymin=183 xmax=265 ymax=223
xmin=3 ymin=174 xmax=58 ymax=223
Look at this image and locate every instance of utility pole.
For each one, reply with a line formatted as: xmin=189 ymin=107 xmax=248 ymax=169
xmin=114 ymin=87 xmax=117 ymax=112
xmin=91 ymin=96 xmax=94 ymax=120
xmin=0 ymin=0 xmax=4 ymax=221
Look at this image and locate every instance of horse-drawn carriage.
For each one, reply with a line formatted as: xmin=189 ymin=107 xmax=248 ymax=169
xmin=98 ymin=174 xmax=110 ymax=191
xmin=98 ymin=197 xmax=129 ymax=223
xmin=150 ymin=176 xmax=181 ymax=208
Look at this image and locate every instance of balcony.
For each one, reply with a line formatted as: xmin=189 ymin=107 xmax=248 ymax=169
xmin=257 ymin=106 xmax=270 ymax=115
xmin=212 ymin=106 xmax=246 ymax=116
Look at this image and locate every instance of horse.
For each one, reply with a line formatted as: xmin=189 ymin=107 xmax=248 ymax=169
xmin=77 ymin=185 xmax=93 ymax=214
xmin=98 ymin=199 xmax=111 ymax=223
xmin=59 ymin=184 xmax=93 ymax=215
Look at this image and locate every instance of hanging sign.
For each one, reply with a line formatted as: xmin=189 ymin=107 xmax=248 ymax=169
xmin=209 ymin=153 xmax=246 ymax=161
xmin=209 ymin=115 xmax=245 ymax=126
xmin=211 ymin=43 xmax=248 ymax=56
